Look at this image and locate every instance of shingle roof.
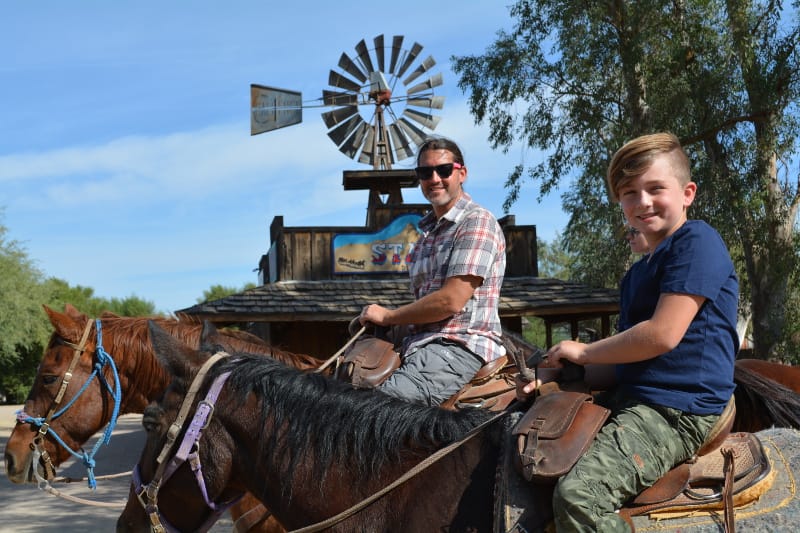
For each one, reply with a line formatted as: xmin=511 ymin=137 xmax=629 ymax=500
xmin=177 ymin=276 xmax=619 ymax=323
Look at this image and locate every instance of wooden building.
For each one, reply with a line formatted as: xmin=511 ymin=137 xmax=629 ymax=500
xmin=178 ymin=169 xmax=618 ymax=356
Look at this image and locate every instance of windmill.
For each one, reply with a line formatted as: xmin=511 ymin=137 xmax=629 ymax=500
xmin=250 ymin=34 xmax=444 ymax=170
xmin=322 ymin=35 xmax=444 ymax=170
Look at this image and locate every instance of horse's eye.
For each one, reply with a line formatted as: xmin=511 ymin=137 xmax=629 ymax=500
xmin=142 ymin=404 xmax=165 ymax=433
xmin=42 ymin=375 xmax=59 ymax=386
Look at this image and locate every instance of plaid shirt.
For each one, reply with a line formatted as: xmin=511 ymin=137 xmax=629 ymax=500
xmin=403 ymin=192 xmax=506 ymax=362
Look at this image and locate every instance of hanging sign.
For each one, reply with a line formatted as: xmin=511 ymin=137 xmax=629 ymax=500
xmin=333 ymin=214 xmax=423 ymax=274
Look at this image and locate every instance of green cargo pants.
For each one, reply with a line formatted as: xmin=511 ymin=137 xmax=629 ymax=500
xmin=552 ymin=390 xmax=720 ymax=532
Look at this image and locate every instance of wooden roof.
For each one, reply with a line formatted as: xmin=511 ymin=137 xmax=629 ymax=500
xmin=177 ymin=276 xmax=619 ymax=324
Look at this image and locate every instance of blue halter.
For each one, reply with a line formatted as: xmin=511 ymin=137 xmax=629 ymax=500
xmin=17 ymin=319 xmax=123 ymax=489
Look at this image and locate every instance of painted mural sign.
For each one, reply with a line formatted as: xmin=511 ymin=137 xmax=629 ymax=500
xmin=332 ymin=213 xmax=423 ymax=274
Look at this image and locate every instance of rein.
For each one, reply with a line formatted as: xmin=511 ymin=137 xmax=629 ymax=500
xmin=134 ymin=351 xmax=236 ymax=533
xmin=17 ymin=319 xmax=123 ymax=489
xmin=288 ymin=407 xmax=512 ymax=533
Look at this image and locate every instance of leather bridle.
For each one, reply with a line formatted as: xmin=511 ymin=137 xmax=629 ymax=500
xmin=16 ymin=319 xmax=123 ymax=489
xmin=132 ymin=351 xmax=240 ymax=533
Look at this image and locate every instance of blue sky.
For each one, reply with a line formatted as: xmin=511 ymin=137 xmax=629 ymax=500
xmin=0 ymin=1 xmax=568 ymax=314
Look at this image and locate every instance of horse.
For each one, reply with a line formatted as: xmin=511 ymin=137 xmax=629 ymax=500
xmin=6 ymin=305 xmax=800 ymax=529
xmin=3 ymin=304 xmax=320 ymax=533
xmin=117 ymin=323 xmax=503 ymax=532
xmin=118 ymin=323 xmax=800 ymax=532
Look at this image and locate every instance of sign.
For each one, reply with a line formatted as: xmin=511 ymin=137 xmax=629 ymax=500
xmin=250 ymin=84 xmax=302 ymax=135
xmin=333 ymin=214 xmax=423 ymax=274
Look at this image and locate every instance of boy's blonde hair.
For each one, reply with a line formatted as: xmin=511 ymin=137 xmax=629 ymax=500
xmin=606 ymin=132 xmax=691 ymax=202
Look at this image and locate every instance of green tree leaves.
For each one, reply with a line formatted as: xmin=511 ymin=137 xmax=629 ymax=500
xmin=453 ymin=0 xmax=800 ymax=358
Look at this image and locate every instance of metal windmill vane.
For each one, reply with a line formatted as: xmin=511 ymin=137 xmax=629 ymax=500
xmin=250 ymin=34 xmax=444 ymax=170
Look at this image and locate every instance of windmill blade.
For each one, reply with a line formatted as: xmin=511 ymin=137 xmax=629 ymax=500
xmin=323 ymin=89 xmax=358 ymax=106
xmin=321 ymin=105 xmax=358 ymax=129
xmin=328 ymin=70 xmax=362 ymax=93
xmin=389 ymin=35 xmax=404 ymax=74
xmin=397 ymin=117 xmax=428 ymax=147
xmin=339 ymin=121 xmax=370 ymax=159
xmin=403 ymin=56 xmax=436 ymax=86
xmin=402 ymin=107 xmax=441 ymax=130
xmin=354 ymin=39 xmax=375 ymax=76
xmin=327 ymin=114 xmax=365 ymax=147
xmin=358 ymin=126 xmax=376 ymax=165
xmin=407 ymin=95 xmax=445 ymax=109
xmin=337 ymin=53 xmax=368 ymax=84
xmin=374 ymin=34 xmax=385 ymax=73
xmin=407 ymin=73 xmax=444 ymax=95
xmin=389 ymin=123 xmax=414 ymax=161
xmin=395 ymin=42 xmax=423 ymax=79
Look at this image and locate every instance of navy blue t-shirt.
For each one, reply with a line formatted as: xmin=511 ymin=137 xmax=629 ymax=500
xmin=617 ymin=220 xmax=739 ymax=415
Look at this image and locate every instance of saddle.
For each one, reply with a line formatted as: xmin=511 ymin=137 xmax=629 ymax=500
xmin=496 ymin=393 xmax=774 ymax=532
xmin=440 ymin=355 xmax=518 ymax=411
xmin=336 ymin=334 xmax=517 ymax=410
xmin=335 ymin=335 xmax=400 ymax=388
xmin=620 ymin=398 xmax=774 ymax=524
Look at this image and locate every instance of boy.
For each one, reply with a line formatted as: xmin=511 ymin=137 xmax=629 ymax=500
xmin=519 ymin=132 xmax=739 ymax=531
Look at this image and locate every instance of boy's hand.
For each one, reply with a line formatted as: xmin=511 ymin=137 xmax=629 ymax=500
xmin=514 ymin=374 xmax=540 ymax=401
xmin=542 ymin=339 xmax=589 ymax=367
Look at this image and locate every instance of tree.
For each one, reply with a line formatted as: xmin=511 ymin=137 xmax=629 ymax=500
xmin=198 ymin=282 xmax=257 ymax=304
xmin=537 ymin=233 xmax=574 ymax=280
xmin=0 ymin=219 xmax=52 ymax=400
xmin=452 ymin=0 xmax=800 ymax=359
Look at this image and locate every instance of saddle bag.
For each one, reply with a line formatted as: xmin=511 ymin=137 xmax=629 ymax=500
xmin=336 ymin=336 xmax=400 ymax=389
xmin=512 ymin=391 xmax=610 ymax=484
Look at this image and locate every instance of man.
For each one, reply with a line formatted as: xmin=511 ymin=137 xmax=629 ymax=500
xmin=360 ymin=136 xmax=506 ymax=406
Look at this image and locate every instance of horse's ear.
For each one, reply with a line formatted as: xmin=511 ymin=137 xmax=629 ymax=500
xmin=148 ymin=321 xmax=209 ymax=380
xmin=199 ymin=321 xmax=223 ymax=353
xmin=63 ymin=303 xmax=88 ymax=322
xmin=43 ymin=304 xmax=85 ymax=341
xmin=100 ymin=310 xmax=121 ymax=318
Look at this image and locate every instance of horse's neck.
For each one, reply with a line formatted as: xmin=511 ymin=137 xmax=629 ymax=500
xmin=110 ymin=324 xmax=179 ymax=414
xmin=229 ymin=416 xmax=495 ymax=529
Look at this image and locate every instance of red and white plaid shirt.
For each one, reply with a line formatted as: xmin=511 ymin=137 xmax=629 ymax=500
xmin=403 ymin=192 xmax=506 ymax=362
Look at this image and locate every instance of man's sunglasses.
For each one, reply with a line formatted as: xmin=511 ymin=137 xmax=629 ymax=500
xmin=415 ymin=162 xmax=464 ymax=180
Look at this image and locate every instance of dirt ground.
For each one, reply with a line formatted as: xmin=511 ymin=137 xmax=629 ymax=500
xmin=0 ymin=404 xmax=235 ymax=532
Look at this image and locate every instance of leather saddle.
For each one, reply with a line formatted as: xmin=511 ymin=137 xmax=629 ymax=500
xmin=496 ymin=394 xmax=774 ymax=532
xmin=620 ymin=397 xmax=774 ymax=521
xmin=440 ymin=355 xmax=518 ymax=411
xmin=335 ymin=329 xmax=518 ymax=410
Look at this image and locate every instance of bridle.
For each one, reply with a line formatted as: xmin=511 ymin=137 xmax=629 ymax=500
xmin=132 ymin=351 xmax=241 ymax=533
xmin=16 ymin=318 xmax=123 ymax=489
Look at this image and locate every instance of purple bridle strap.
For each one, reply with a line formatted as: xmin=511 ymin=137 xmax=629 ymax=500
xmin=134 ymin=369 xmax=241 ymax=533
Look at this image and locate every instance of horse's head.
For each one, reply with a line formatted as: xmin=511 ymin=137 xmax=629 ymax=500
xmin=4 ymin=305 xmax=111 ymax=484
xmin=118 ymin=321 xmax=244 ymax=533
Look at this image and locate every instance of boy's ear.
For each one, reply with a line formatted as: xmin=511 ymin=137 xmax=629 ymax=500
xmin=683 ymin=181 xmax=697 ymax=207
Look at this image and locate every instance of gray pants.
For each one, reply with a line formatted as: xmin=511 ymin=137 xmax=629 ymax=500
xmin=378 ymin=339 xmax=483 ymax=406
xmin=553 ymin=390 xmax=719 ymax=532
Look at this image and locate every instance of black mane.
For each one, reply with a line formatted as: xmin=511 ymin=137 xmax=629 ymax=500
xmin=208 ymin=353 xmax=493 ymax=488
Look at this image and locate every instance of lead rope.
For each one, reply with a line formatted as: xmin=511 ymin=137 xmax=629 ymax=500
xmin=314 ymin=319 xmax=367 ymax=374
xmin=287 ymin=408 xmax=511 ymax=533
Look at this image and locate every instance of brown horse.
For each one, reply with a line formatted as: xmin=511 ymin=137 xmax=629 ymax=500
xmin=117 ymin=323 xmax=502 ymax=532
xmin=118 ymin=324 xmax=800 ymax=533
xmin=3 ymin=304 xmax=320 ymax=533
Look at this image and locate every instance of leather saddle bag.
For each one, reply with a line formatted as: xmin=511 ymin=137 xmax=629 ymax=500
xmin=336 ymin=336 xmax=400 ymax=389
xmin=512 ymin=391 xmax=610 ymax=484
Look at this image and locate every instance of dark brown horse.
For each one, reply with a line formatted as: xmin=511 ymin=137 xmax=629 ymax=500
xmin=118 ymin=324 xmax=800 ymax=533
xmin=3 ymin=304 xmax=320 ymax=533
xmin=117 ymin=323 xmax=502 ymax=532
